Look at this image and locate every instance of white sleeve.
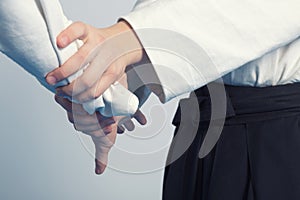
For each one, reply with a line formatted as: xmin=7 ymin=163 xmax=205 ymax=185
xmin=121 ymin=0 xmax=300 ymax=102
xmin=0 ymin=0 xmax=139 ymax=116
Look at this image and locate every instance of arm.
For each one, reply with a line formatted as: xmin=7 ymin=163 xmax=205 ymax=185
xmin=0 ymin=0 xmax=146 ymax=174
xmin=46 ymin=0 xmax=300 ymax=104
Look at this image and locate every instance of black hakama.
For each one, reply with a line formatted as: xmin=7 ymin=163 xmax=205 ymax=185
xmin=163 ymin=82 xmax=300 ymax=200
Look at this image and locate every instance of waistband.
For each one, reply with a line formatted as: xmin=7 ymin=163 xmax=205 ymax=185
xmin=172 ymin=82 xmax=300 ymax=125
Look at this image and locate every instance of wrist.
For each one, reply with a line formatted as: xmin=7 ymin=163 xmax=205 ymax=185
xmin=108 ymin=21 xmax=144 ymax=66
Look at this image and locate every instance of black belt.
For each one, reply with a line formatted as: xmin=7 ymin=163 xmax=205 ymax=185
xmin=172 ymin=82 xmax=300 ymax=126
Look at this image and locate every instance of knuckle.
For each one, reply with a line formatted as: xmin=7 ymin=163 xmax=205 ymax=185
xmin=107 ymin=71 xmax=118 ymax=80
xmin=73 ymin=21 xmax=85 ymax=28
xmin=95 ymin=35 xmax=104 ymax=44
xmin=74 ymin=21 xmax=89 ymax=39
xmin=56 ymin=67 xmax=68 ymax=80
xmin=80 ymin=77 xmax=93 ymax=89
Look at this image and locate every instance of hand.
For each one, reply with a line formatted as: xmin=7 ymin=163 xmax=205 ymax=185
xmin=54 ymin=95 xmax=147 ymax=174
xmin=46 ymin=21 xmax=144 ymax=104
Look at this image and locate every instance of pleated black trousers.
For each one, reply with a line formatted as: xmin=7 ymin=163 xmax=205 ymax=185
xmin=163 ymin=82 xmax=300 ymax=200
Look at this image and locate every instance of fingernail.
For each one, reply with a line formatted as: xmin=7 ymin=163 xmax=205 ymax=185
xmin=46 ymin=75 xmax=57 ymax=85
xmin=95 ymin=168 xmax=101 ymax=175
xmin=95 ymin=159 xmax=104 ymax=175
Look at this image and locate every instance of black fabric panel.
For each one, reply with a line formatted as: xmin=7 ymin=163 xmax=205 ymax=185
xmin=163 ymin=82 xmax=300 ymax=200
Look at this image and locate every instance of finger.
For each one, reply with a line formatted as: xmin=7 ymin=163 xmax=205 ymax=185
xmin=93 ymin=139 xmax=109 ymax=175
xmin=117 ymin=116 xmax=135 ymax=132
xmin=95 ymin=158 xmax=107 ymax=175
xmin=59 ymin=51 xmax=116 ymax=99
xmin=63 ymin=40 xmax=125 ymax=100
xmin=133 ymin=109 xmax=147 ymax=125
xmin=53 ymin=41 xmax=125 ymax=99
xmin=67 ymin=112 xmax=75 ymax=124
xmin=122 ymin=119 xmax=135 ymax=132
xmin=75 ymin=70 xmax=118 ymax=103
xmin=92 ymin=126 xmax=117 ymax=174
xmin=46 ymin=41 xmax=98 ymax=86
xmin=93 ymin=61 xmax=126 ymax=99
xmin=73 ymin=39 xmax=130 ymax=100
xmin=54 ymin=95 xmax=88 ymax=115
xmin=57 ymin=21 xmax=89 ymax=48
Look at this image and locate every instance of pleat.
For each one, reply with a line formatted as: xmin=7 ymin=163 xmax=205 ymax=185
xmin=247 ymin=115 xmax=300 ymax=200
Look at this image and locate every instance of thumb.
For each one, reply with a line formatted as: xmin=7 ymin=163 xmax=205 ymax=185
xmin=94 ymin=152 xmax=108 ymax=175
xmin=92 ymin=137 xmax=109 ymax=175
xmin=118 ymin=116 xmax=135 ymax=131
xmin=91 ymin=127 xmax=117 ymax=175
xmin=133 ymin=109 xmax=147 ymax=125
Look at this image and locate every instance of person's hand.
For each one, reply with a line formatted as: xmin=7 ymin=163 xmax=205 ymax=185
xmin=46 ymin=21 xmax=144 ymax=104
xmin=54 ymin=95 xmax=147 ymax=174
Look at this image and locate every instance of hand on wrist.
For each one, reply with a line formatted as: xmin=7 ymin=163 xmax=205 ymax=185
xmin=107 ymin=20 xmax=144 ymax=66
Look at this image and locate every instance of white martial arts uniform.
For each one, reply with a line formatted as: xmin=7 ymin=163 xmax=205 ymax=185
xmin=122 ymin=2 xmax=300 ymax=199
xmin=2 ymin=0 xmax=300 ymax=115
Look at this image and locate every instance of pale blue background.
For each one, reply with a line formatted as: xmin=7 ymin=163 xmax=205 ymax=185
xmin=0 ymin=1 xmax=183 ymax=200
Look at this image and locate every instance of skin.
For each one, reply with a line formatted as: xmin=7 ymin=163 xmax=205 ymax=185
xmin=46 ymin=21 xmax=144 ymax=102
xmin=48 ymin=21 xmax=148 ymax=174
xmin=55 ymin=94 xmax=147 ymax=174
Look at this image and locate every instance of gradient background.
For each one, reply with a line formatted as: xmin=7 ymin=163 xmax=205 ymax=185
xmin=0 ymin=0 xmax=185 ymax=199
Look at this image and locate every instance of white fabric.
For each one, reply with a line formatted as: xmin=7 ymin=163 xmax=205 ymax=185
xmin=0 ymin=0 xmax=139 ymax=116
xmin=122 ymin=0 xmax=300 ymax=102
